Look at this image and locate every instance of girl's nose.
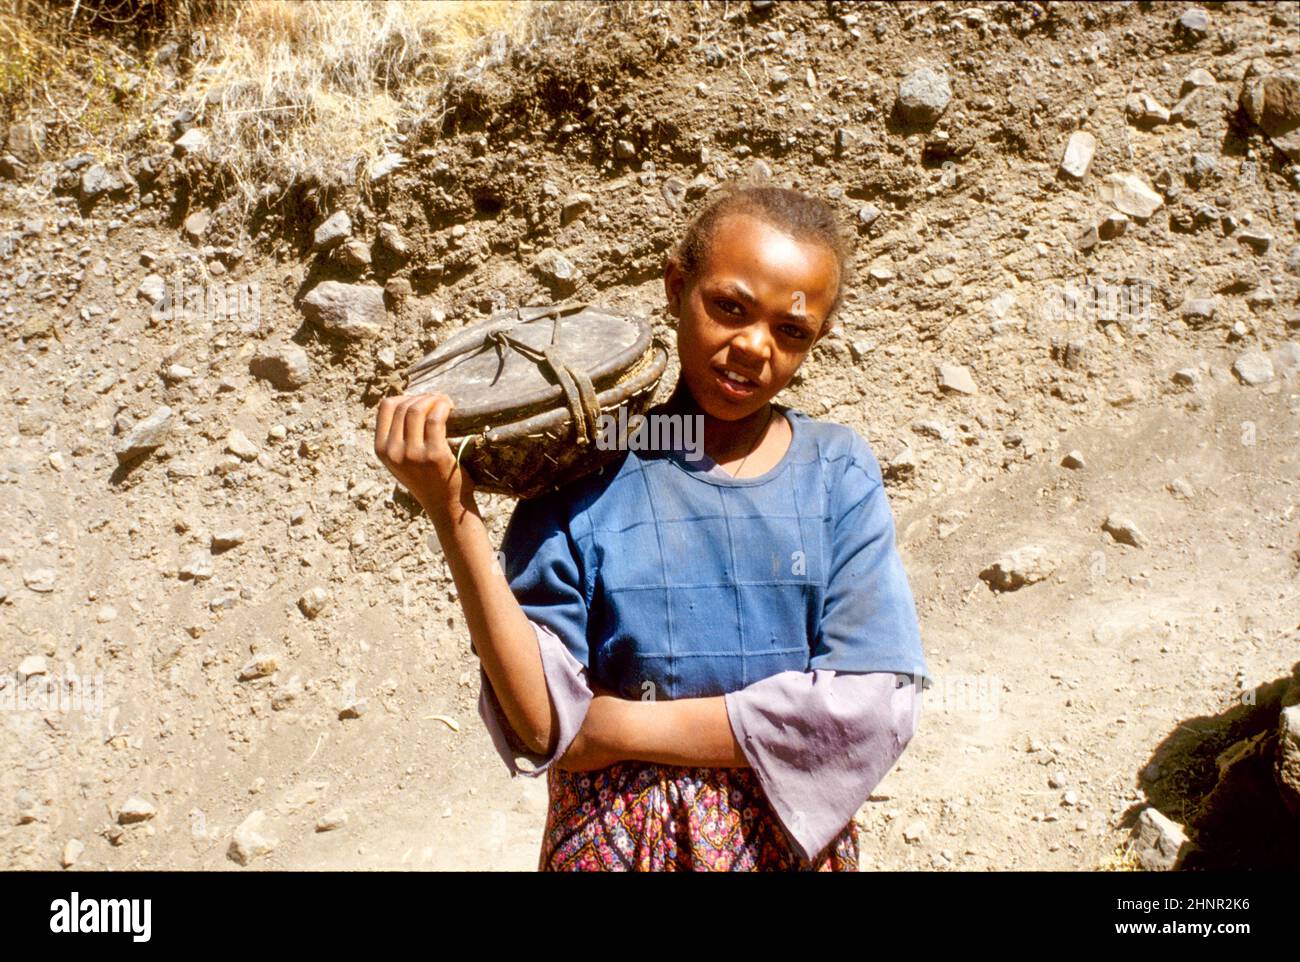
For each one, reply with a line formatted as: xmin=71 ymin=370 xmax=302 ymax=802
xmin=731 ymin=322 xmax=772 ymax=361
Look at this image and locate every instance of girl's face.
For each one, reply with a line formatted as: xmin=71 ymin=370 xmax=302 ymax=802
xmin=664 ymin=212 xmax=838 ymax=421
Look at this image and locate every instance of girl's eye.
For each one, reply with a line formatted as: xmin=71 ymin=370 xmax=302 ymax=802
xmin=782 ymin=325 xmax=812 ymax=340
xmin=714 ymin=298 xmax=743 ymax=316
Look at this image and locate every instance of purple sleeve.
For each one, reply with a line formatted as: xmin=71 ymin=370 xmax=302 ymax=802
xmin=723 ymin=668 xmax=922 ymax=865
xmin=477 ymin=619 xmax=594 ymax=777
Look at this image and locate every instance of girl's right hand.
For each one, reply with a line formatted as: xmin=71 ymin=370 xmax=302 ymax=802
xmin=374 ymin=392 xmax=476 ymax=521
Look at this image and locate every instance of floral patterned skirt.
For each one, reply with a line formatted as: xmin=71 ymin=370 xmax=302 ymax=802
xmin=539 ymin=760 xmax=858 ymax=871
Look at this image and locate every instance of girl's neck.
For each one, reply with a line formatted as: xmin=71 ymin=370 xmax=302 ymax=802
xmin=665 ymin=378 xmax=777 ymax=461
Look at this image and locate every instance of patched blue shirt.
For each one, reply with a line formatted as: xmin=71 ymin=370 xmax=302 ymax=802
xmin=499 ymin=400 xmax=931 ymax=701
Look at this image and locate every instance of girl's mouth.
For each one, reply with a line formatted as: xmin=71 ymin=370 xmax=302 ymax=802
xmin=713 ymin=366 xmax=759 ymax=399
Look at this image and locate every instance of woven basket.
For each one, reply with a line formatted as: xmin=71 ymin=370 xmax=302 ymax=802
xmin=403 ymin=302 xmax=668 ymax=499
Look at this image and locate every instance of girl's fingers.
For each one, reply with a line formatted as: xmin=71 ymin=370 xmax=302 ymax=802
xmin=402 ymin=394 xmax=441 ymax=460
xmin=424 ymin=395 xmax=454 ymax=455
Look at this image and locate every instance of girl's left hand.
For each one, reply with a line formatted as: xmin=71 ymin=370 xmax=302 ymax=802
xmin=556 ymin=694 xmax=627 ymax=772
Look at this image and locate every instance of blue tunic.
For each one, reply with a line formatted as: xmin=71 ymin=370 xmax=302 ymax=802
xmin=499 ymin=400 xmax=931 ymax=701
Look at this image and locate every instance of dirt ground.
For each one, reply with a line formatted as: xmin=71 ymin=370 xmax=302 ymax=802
xmin=1 ymin=0 xmax=1297 ymax=870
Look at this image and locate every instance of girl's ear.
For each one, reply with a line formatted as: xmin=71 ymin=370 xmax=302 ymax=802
xmin=663 ymin=257 xmax=685 ymax=318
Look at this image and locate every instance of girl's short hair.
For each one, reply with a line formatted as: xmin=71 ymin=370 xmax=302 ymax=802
xmin=669 ymin=181 xmax=853 ymax=335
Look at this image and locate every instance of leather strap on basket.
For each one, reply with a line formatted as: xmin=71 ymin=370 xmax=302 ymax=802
xmin=483 ymin=311 xmax=602 ymax=447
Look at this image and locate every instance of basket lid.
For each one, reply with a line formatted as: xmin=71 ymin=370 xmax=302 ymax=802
xmin=403 ymin=302 xmax=652 ymax=432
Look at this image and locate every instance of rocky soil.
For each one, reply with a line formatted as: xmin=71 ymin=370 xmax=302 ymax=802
xmin=1 ymin=0 xmax=1297 ymax=870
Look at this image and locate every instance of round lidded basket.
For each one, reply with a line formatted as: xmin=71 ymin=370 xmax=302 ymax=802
xmin=403 ymin=302 xmax=668 ymax=500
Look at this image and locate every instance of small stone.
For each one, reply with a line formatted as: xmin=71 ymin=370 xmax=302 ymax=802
xmin=182 ymin=210 xmax=211 ymax=241
xmin=178 ymin=555 xmax=213 ymax=581
xmin=22 ymin=570 xmax=56 ymax=594
xmin=1172 ymin=367 xmax=1200 ymax=387
xmin=115 ymin=406 xmax=174 ymax=464
xmin=1231 ymin=350 xmax=1274 ymax=386
xmin=228 ymin=810 xmax=277 ymax=865
xmin=1175 ymin=8 xmax=1209 ymax=40
xmin=979 ymin=545 xmax=1057 ymax=591
xmin=137 ymin=274 xmax=167 ymax=305
xmin=1125 ymin=92 xmax=1170 ymax=126
xmin=1098 ymin=212 xmax=1128 ymax=240
xmin=937 ymin=363 xmax=977 ymax=395
xmin=902 ymin=819 xmax=928 ymax=843
xmin=1061 ymin=450 xmax=1085 ymax=469
xmin=1055 ymin=129 xmax=1097 ymax=178
xmin=368 ymin=152 xmax=404 ymax=182
xmin=312 ymin=210 xmax=352 ymax=251
xmin=118 ymin=797 xmax=157 ymax=824
xmin=96 ymin=605 xmax=117 ymax=623
xmin=1102 ymin=513 xmax=1149 ymax=549
xmin=1182 ymin=298 xmax=1216 ymax=326
xmin=315 ymin=810 xmax=349 ymax=832
xmin=225 ymin=429 xmax=259 ymax=462
xmin=533 ymin=248 xmax=578 ymax=291
xmin=61 ymin=839 xmax=84 ymax=868
xmin=238 ymin=653 xmax=279 ymax=681
xmin=1167 ymin=477 xmax=1196 ymax=500
xmin=1131 ymin=806 xmax=1192 ymax=870
xmin=335 ymin=236 xmax=371 ymax=268
xmin=211 ymin=529 xmax=245 ymax=551
xmin=250 ymin=343 xmax=311 ymax=391
xmin=897 ymin=67 xmax=951 ymax=125
xmin=298 ymin=586 xmax=332 ymax=619
xmin=377 ymin=223 xmax=409 ymax=257
xmin=560 ymin=192 xmax=593 ymax=226
xmin=1237 ymin=229 xmax=1271 ymax=254
xmin=18 ymin=654 xmax=48 ymax=678
xmin=300 ymin=281 xmax=386 ymax=340
xmin=1061 ymin=790 xmax=1079 ymax=807
xmin=338 ymin=696 xmax=368 ymax=720
xmin=173 ymin=127 xmax=209 ymax=156
xmin=1099 ymin=172 xmax=1164 ymax=219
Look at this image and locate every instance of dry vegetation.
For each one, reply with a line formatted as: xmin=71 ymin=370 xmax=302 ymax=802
xmin=1 ymin=0 xmax=643 ymax=216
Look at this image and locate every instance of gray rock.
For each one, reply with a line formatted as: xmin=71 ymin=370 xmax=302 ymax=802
xmin=137 ymin=274 xmax=167 ymax=305
xmin=313 ymin=210 xmax=352 ymax=251
xmin=560 ymin=192 xmax=593 ymax=226
xmin=1179 ymin=68 xmax=1217 ymax=96
xmin=228 ymin=810 xmax=277 ymax=865
xmin=1232 ymin=350 xmax=1274 ymax=385
xmin=238 ymin=653 xmax=278 ymax=681
xmin=1175 ymin=8 xmax=1209 ymax=40
xmin=298 ymin=586 xmax=332 ymax=619
xmin=21 ymin=570 xmax=56 ymax=594
xmin=225 ymin=429 xmax=259 ymax=462
xmin=118 ymin=796 xmax=157 ymax=824
xmin=182 ymin=210 xmax=210 ymax=241
xmin=18 ymin=654 xmax=48 ymax=677
xmin=173 ymin=127 xmax=209 ymax=157
xmin=979 ymin=545 xmax=1057 ymax=591
xmin=115 ymin=406 xmax=174 ymax=463
xmin=79 ymin=165 xmax=125 ymax=202
xmin=533 ymin=247 xmax=578 ymax=291
xmin=897 ymin=67 xmax=951 ymax=125
xmin=1131 ymin=806 xmax=1191 ymax=870
xmin=1102 ymin=513 xmax=1149 ymax=549
xmin=377 ymin=222 xmax=409 ymax=257
xmin=857 ymin=203 xmax=882 ymax=227
xmin=211 ymin=528 xmax=245 ymax=551
xmin=5 ymin=119 xmax=45 ymax=163
xmin=1059 ymin=131 xmax=1096 ymax=179
xmin=1237 ymin=229 xmax=1271 ymax=254
xmin=368 ymin=153 xmax=404 ymax=182
xmin=1125 ymin=92 xmax=1170 ymax=126
xmin=1099 ymin=172 xmax=1163 ymax=219
xmin=250 ymin=343 xmax=311 ymax=390
xmin=1240 ymin=71 xmax=1300 ymax=162
xmin=301 ymin=281 xmax=386 ymax=340
xmin=335 ymin=236 xmax=371 ymax=268
xmin=1182 ymin=297 xmax=1216 ymax=326
xmin=178 ymin=555 xmax=213 ymax=581
xmin=315 ymin=810 xmax=349 ymax=832
xmin=937 ymin=363 xmax=978 ymax=395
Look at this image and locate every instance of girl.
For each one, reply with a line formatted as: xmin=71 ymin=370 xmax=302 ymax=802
xmin=375 ymin=184 xmax=930 ymax=871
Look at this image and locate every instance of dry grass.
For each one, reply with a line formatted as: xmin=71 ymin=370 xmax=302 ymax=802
xmin=185 ymin=0 xmax=546 ymax=214
xmin=1096 ymin=841 xmax=1142 ymax=871
xmin=2 ymin=0 xmax=630 ymax=217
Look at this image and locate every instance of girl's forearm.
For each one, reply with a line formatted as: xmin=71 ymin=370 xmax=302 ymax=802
xmin=608 ymin=696 xmax=750 ymax=768
xmin=427 ymin=499 xmax=557 ymax=755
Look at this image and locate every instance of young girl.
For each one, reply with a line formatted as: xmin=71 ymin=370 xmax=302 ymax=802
xmin=375 ymin=184 xmax=930 ymax=871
